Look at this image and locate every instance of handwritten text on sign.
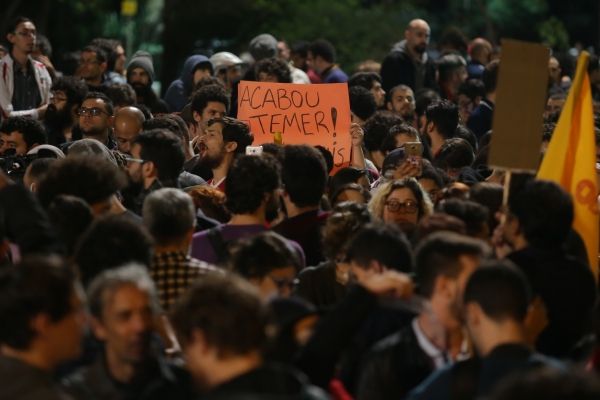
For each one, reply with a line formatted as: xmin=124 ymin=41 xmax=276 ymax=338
xmin=237 ymin=81 xmax=351 ymax=167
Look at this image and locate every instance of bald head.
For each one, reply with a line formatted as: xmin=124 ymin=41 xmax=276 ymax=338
xmin=114 ymin=106 xmax=145 ymax=154
xmin=469 ymin=38 xmax=492 ymax=65
xmin=405 ymin=19 xmax=430 ymax=56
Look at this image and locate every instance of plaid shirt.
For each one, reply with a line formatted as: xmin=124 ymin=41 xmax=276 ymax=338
xmin=151 ymin=250 xmax=218 ymax=311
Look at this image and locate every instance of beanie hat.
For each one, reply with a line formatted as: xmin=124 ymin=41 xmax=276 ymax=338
xmin=249 ymin=33 xmax=278 ymax=61
xmin=127 ymin=50 xmax=155 ymax=83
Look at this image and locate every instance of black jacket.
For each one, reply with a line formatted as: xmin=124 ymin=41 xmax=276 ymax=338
xmin=380 ymin=40 xmax=436 ymax=93
xmin=408 ymin=343 xmax=563 ymax=400
xmin=61 ymin=351 xmax=194 ymax=400
xmin=508 ymin=246 xmax=597 ymax=358
xmin=357 ymin=323 xmax=434 ymax=400
xmin=201 ymin=364 xmax=328 ymax=400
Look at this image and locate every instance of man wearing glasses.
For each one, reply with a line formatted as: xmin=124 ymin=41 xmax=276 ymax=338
xmin=75 ymin=91 xmax=117 ymax=150
xmin=0 ymin=17 xmax=52 ymax=121
xmin=77 ymin=45 xmax=108 ymax=92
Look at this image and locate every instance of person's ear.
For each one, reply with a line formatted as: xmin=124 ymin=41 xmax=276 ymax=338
xmin=386 ymin=101 xmax=393 ymax=111
xmin=142 ymin=160 xmax=156 ymax=178
xmin=6 ymin=32 xmax=15 ymax=45
xmin=224 ymin=141 xmax=238 ymax=154
xmin=464 ymin=302 xmax=481 ymax=327
xmin=90 ymin=316 xmax=108 ymax=341
xmin=193 ymin=111 xmax=202 ymax=123
xmin=107 ymin=115 xmax=115 ymax=127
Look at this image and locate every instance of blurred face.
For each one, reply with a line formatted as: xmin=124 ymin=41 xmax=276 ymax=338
xmin=7 ymin=21 xmax=36 ymax=55
xmin=193 ymin=68 xmax=211 ymax=85
xmin=334 ymin=188 xmax=367 ymax=206
xmin=226 ymin=65 xmax=242 ymax=86
xmin=46 ymin=90 xmax=72 ymax=127
xmin=0 ymin=131 xmax=29 ymax=155
xmin=47 ymin=288 xmax=87 ymax=365
xmin=544 ymin=97 xmax=565 ymax=118
xmin=79 ymin=51 xmax=105 ymax=82
xmin=193 ymin=101 xmax=226 ymax=133
xmin=278 ymin=41 xmax=291 ymax=61
xmin=114 ymin=45 xmax=126 ymax=73
xmin=258 ymin=72 xmax=279 ymax=83
xmin=458 ymin=93 xmax=475 ymax=124
xmin=78 ymin=98 xmax=113 ymax=138
xmin=200 ymin=122 xmax=227 ymax=169
xmin=114 ymin=116 xmax=142 ymax=154
xmin=291 ymin=52 xmax=306 ymax=70
xmin=93 ymin=285 xmax=155 ymax=365
xmin=126 ymin=143 xmax=145 ymax=187
xmin=405 ymin=21 xmax=430 ymax=55
xmin=418 ymin=177 xmax=441 ymax=204
xmin=306 ymin=51 xmax=326 ymax=74
xmin=382 ymin=188 xmax=419 ymax=233
xmin=371 ymin=81 xmax=386 ymax=108
xmin=253 ymin=266 xmax=297 ymax=300
xmin=548 ymin=57 xmax=561 ymax=83
xmin=128 ymin=67 xmax=150 ymax=88
xmin=387 ymin=87 xmax=415 ymax=118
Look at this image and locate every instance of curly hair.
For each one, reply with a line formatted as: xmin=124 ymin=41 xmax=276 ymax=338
xmin=369 ymin=178 xmax=433 ymax=221
xmin=191 ymin=84 xmax=229 ymax=115
xmin=255 ymin=57 xmax=292 ymax=83
xmin=36 ymin=155 xmax=127 ymax=209
xmin=0 ymin=116 xmax=47 ymax=148
xmin=225 ymin=154 xmax=281 ymax=215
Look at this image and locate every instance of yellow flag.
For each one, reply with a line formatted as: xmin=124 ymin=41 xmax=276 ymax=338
xmin=537 ymin=51 xmax=599 ymax=278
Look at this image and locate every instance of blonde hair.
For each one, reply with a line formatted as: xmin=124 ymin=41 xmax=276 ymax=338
xmin=368 ymin=178 xmax=433 ymax=221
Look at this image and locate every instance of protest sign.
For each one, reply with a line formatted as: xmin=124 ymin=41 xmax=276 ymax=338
xmin=237 ymin=81 xmax=351 ymax=167
xmin=488 ymin=39 xmax=549 ymax=171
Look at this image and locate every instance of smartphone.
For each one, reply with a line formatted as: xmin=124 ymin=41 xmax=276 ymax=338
xmin=245 ymin=146 xmax=263 ymax=156
xmin=404 ymin=142 xmax=423 ymax=157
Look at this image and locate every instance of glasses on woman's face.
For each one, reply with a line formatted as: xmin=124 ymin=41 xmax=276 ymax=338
xmin=384 ymin=199 xmax=418 ymax=214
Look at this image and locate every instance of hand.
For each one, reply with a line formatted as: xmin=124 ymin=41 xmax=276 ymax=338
xmin=491 ymin=211 xmax=514 ymax=258
xmin=36 ymin=104 xmax=48 ymax=119
xmin=358 ymin=270 xmax=414 ymax=299
xmin=350 ymin=123 xmax=364 ymax=147
xmin=392 ymin=158 xmax=421 ymax=180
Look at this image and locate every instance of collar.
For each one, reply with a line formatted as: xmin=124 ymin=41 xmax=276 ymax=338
xmin=209 ymin=175 xmax=226 ymax=188
xmin=412 ymin=318 xmax=470 ymax=369
xmin=11 ymin=54 xmax=32 ymax=73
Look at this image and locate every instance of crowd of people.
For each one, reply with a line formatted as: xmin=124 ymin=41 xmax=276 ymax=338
xmin=1 ymin=14 xmax=600 ymax=400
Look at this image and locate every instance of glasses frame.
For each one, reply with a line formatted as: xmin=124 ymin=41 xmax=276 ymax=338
xmin=77 ymin=107 xmax=110 ymax=118
xmin=384 ymin=199 xmax=419 ymax=214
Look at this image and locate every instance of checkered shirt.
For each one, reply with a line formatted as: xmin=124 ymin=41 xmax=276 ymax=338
xmin=150 ymin=251 xmax=218 ymax=311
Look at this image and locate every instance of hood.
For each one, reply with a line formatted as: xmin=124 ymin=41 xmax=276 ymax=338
xmin=181 ymin=54 xmax=212 ymax=93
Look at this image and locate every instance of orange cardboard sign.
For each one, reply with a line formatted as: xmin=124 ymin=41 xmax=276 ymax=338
xmin=237 ymin=81 xmax=351 ymax=167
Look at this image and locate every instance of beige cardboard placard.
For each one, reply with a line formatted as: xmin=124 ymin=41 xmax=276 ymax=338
xmin=488 ymin=39 xmax=549 ymax=172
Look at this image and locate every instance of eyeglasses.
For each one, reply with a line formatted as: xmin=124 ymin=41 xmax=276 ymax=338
xmin=77 ymin=107 xmax=110 ymax=117
xmin=384 ymin=199 xmax=418 ymax=214
xmin=16 ymin=30 xmax=36 ymax=38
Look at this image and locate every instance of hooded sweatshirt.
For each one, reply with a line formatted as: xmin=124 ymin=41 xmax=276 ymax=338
xmin=163 ymin=55 xmax=212 ymax=112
